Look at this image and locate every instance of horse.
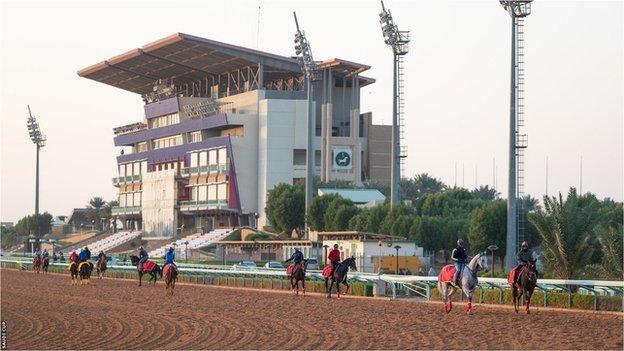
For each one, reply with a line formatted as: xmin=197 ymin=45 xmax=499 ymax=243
xmin=324 ymin=257 xmax=358 ymax=299
xmin=163 ymin=263 xmax=178 ymax=296
xmin=68 ymin=261 xmax=79 ymax=285
xmin=96 ymin=253 xmax=107 ymax=279
xmin=437 ymin=251 xmax=489 ymax=315
xmin=32 ymin=256 xmax=42 ymax=274
xmin=78 ymin=261 xmax=93 ymax=285
xmin=511 ymin=260 xmax=538 ymax=314
xmin=129 ymin=255 xmax=161 ymax=286
xmin=287 ymin=259 xmax=309 ymax=296
xmin=41 ymin=257 xmax=49 ymax=273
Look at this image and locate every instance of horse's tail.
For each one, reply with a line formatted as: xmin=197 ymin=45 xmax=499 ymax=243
xmin=155 ymin=264 xmax=162 ymax=278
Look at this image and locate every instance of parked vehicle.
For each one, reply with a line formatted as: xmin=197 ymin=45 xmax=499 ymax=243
xmin=264 ymin=261 xmax=284 ymax=269
xmin=233 ymin=261 xmax=257 ymax=270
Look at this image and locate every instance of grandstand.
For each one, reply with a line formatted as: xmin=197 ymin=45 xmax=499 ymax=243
xmin=72 ymin=231 xmax=141 ymax=254
xmin=148 ymin=228 xmax=231 ymax=259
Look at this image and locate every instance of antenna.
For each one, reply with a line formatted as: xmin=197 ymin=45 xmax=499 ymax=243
xmin=256 ymin=3 xmax=261 ymax=49
xmin=378 ymin=0 xmax=409 ymax=207
xmin=500 ymin=0 xmax=532 ymax=270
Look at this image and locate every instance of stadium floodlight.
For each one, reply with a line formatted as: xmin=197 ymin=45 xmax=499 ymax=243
xmin=26 ymin=105 xmax=46 ymax=216
xmin=379 ymin=0 xmax=409 ymax=208
xmin=293 ymin=11 xmax=321 ymax=235
xmin=499 ymin=0 xmax=532 ymax=269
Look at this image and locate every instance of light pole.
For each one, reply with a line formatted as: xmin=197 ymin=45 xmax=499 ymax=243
xmin=488 ymin=244 xmax=499 ymax=278
xmin=293 ymin=12 xmax=322 ymax=232
xmin=323 ymin=245 xmax=329 ymax=266
xmin=29 ymin=238 xmax=36 ymax=255
xmin=49 ymin=239 xmax=56 ymax=257
xmin=394 ymin=245 xmax=401 ymax=274
xmin=26 ymin=105 xmax=46 ymax=237
xmin=184 ymin=241 xmax=189 ymax=263
xmin=377 ymin=241 xmax=384 ymax=273
xmin=379 ymin=1 xmax=409 ymax=207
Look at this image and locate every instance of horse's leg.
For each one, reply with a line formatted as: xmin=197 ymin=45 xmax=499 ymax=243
xmin=465 ymin=290 xmax=473 ymax=315
xmin=336 ymin=277 xmax=341 ymax=299
xmin=343 ymin=281 xmax=350 ymax=295
xmin=138 ymin=272 xmax=143 ymax=286
xmin=327 ymin=279 xmax=334 ymax=298
xmin=525 ymin=289 xmax=532 ymax=314
xmin=301 ymin=278 xmax=306 ymax=296
xmin=513 ymin=286 xmax=519 ymax=313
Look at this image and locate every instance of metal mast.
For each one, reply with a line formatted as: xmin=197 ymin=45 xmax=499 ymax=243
xmin=293 ymin=12 xmax=321 ymax=230
xmin=26 ymin=105 xmax=46 ymax=216
xmin=379 ymin=0 xmax=409 ymax=207
xmin=500 ymin=0 xmax=531 ymax=269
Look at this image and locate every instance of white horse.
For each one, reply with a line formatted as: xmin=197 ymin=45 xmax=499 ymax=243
xmin=438 ymin=251 xmax=489 ymax=315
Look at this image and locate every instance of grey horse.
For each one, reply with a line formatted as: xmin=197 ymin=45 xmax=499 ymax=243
xmin=438 ymin=251 xmax=489 ymax=315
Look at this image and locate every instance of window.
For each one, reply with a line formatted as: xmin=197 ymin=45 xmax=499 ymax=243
xmin=217 ymin=183 xmax=227 ymax=200
xmin=150 ymin=113 xmax=179 ymax=129
xmin=198 ymin=185 xmax=207 ymax=201
xmin=190 ymin=153 xmax=198 ymax=167
xmin=218 ymin=148 xmax=227 ymax=165
xmin=189 ymin=131 xmax=202 ymax=143
xmin=152 ymin=135 xmax=182 ymax=149
xmin=133 ymin=162 xmax=140 ymax=175
xmin=199 ymin=151 xmax=208 ymax=166
xmin=208 ymin=184 xmax=217 ymax=200
xmin=208 ymin=149 xmax=217 ymax=166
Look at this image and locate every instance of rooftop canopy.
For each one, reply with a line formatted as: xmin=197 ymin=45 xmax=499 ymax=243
xmin=78 ymin=33 xmax=374 ymax=95
xmin=318 ymin=188 xmax=386 ymax=204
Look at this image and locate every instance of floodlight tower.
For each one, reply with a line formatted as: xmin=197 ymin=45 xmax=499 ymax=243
xmin=293 ymin=12 xmax=322 ymax=229
xmin=500 ymin=0 xmax=532 ymax=269
xmin=379 ymin=0 xmax=409 ymax=208
xmin=26 ymin=105 xmax=46 ymax=215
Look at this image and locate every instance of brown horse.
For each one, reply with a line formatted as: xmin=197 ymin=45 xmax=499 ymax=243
xmin=78 ymin=261 xmax=94 ymax=285
xmin=68 ymin=261 xmax=79 ymax=285
xmin=96 ymin=253 xmax=107 ymax=279
xmin=129 ymin=255 xmax=161 ymax=286
xmin=324 ymin=257 xmax=357 ymax=299
xmin=511 ymin=260 xmax=538 ymax=314
xmin=163 ymin=263 xmax=178 ymax=296
xmin=288 ymin=259 xmax=309 ymax=296
xmin=41 ymin=257 xmax=49 ymax=273
xmin=32 ymin=256 xmax=42 ymax=274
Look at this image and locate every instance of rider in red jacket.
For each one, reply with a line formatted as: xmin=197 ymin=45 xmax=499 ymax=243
xmin=328 ymin=244 xmax=341 ymax=275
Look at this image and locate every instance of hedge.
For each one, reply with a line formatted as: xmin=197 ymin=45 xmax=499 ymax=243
xmin=429 ymin=287 xmax=622 ymax=312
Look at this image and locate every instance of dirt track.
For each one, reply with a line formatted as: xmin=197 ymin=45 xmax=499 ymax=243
xmin=1 ymin=269 xmax=622 ymax=350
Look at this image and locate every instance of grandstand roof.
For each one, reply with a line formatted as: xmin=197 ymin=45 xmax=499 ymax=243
xmin=77 ymin=33 xmax=374 ymax=94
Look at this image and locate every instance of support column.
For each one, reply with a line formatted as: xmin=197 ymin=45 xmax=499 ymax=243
xmin=390 ymin=55 xmax=400 ymax=207
xmin=352 ymin=76 xmax=361 ymax=184
xmin=321 ymin=69 xmax=327 ymax=181
xmin=325 ymin=69 xmax=333 ymax=181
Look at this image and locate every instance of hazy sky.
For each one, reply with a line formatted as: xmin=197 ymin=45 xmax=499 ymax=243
xmin=1 ymin=0 xmax=622 ymax=222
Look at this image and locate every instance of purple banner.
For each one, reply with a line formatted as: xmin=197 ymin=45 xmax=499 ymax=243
xmin=144 ymin=97 xmax=180 ymax=119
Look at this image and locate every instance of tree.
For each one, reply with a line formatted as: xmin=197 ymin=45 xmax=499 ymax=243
xmin=468 ymin=200 xmax=507 ymax=258
xmin=401 ymin=173 xmax=447 ymax=204
xmin=14 ymin=212 xmax=53 ymax=237
xmin=1 ymin=225 xmax=18 ymax=249
xmin=471 ymin=185 xmax=499 ymax=201
xmin=86 ymin=197 xmax=107 ymax=230
xmin=100 ymin=200 xmax=119 ymax=231
xmin=592 ymin=223 xmax=623 ymax=280
xmin=323 ymin=197 xmax=358 ymax=231
xmin=306 ymin=194 xmax=342 ymax=231
xmin=529 ymin=188 xmax=599 ymax=279
xmin=265 ymin=183 xmax=305 ymax=236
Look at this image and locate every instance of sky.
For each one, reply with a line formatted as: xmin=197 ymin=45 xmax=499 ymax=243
xmin=0 ymin=0 xmax=622 ymax=222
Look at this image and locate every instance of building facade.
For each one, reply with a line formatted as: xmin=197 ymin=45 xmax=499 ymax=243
xmin=78 ymin=33 xmax=390 ymax=239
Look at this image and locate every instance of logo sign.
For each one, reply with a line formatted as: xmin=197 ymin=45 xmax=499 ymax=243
xmin=333 ymin=148 xmax=353 ymax=170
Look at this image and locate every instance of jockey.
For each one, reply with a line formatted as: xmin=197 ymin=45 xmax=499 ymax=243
xmin=69 ymin=251 xmax=78 ymax=263
xmin=327 ymin=244 xmax=341 ymax=275
xmin=33 ymin=250 xmax=41 ymax=258
xmin=451 ymin=239 xmax=468 ymax=287
xmin=78 ymin=248 xmax=89 ymax=262
xmin=513 ymin=241 xmax=534 ymax=284
xmin=42 ymin=249 xmax=49 ymax=259
xmin=164 ymin=247 xmax=176 ymax=269
xmin=84 ymin=246 xmax=91 ymax=260
xmin=284 ymin=248 xmax=304 ymax=272
xmin=137 ymin=246 xmax=149 ymax=271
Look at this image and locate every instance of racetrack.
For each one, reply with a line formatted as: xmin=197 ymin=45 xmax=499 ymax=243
xmin=1 ymin=269 xmax=622 ymax=350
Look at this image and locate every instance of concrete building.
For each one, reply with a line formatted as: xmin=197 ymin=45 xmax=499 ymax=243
xmin=318 ymin=231 xmax=424 ymax=273
xmin=78 ymin=33 xmax=391 ymax=239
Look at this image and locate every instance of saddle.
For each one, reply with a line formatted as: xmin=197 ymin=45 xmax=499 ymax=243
xmin=67 ymin=262 xmax=77 ymax=271
xmin=140 ymin=260 xmax=156 ymax=272
xmin=508 ymin=266 xmax=527 ymax=284
xmin=322 ymin=265 xmax=332 ymax=278
xmin=439 ymin=264 xmax=460 ymax=283
xmin=286 ymin=263 xmax=301 ymax=276
xmin=78 ymin=261 xmax=93 ymax=271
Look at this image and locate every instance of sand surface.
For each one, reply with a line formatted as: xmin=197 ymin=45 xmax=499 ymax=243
xmin=1 ymin=269 xmax=622 ymax=350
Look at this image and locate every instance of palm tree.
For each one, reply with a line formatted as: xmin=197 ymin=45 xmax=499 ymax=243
xmin=101 ymin=200 xmax=119 ymax=232
xmin=86 ymin=197 xmax=107 ymax=231
xmin=471 ymin=185 xmax=499 ymax=201
xmin=529 ymin=188 xmax=599 ymax=279
xmin=593 ymin=224 xmax=623 ymax=280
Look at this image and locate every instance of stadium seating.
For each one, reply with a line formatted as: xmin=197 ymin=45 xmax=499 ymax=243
xmin=148 ymin=228 xmax=231 ymax=259
xmin=72 ymin=231 xmax=141 ymax=255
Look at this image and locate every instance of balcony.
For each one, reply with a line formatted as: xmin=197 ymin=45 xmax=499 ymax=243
xmin=180 ymin=164 xmax=228 ymax=177
xmin=179 ymin=199 xmax=228 ymax=211
xmin=111 ymin=206 xmax=141 ymax=215
xmin=112 ymin=174 xmax=142 ymax=186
